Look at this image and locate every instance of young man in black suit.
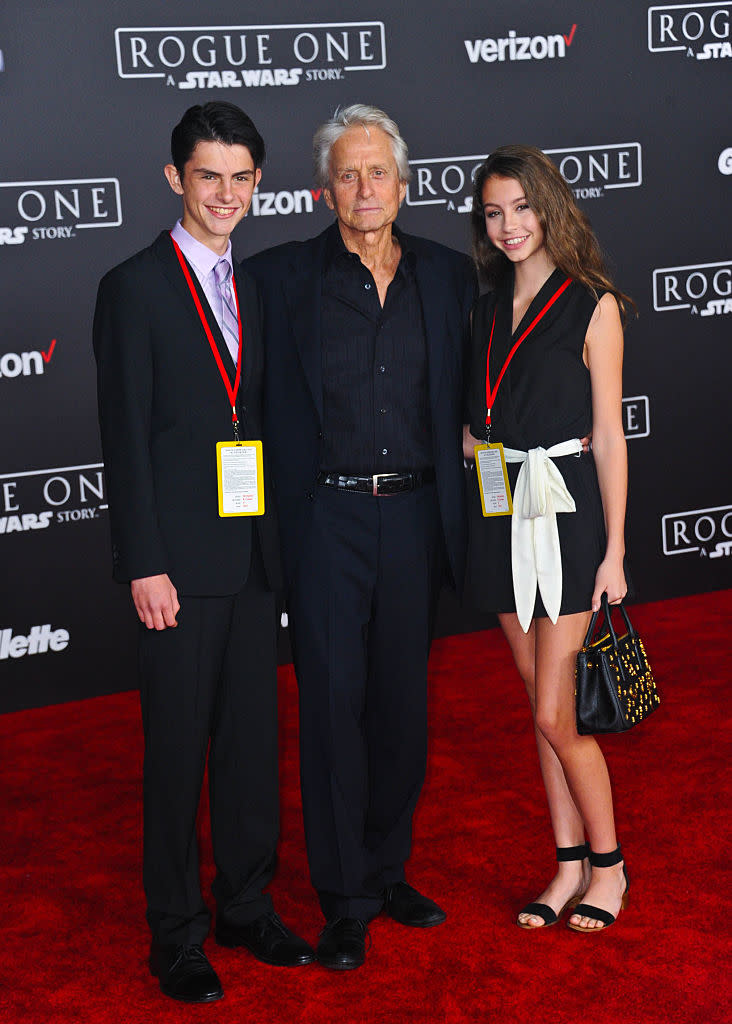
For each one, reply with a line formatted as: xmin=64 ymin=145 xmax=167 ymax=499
xmin=246 ymin=105 xmax=476 ymax=969
xmin=93 ymin=103 xmax=313 ymax=1004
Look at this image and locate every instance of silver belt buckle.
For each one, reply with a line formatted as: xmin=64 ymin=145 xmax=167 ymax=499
xmin=372 ymin=472 xmax=399 ymax=496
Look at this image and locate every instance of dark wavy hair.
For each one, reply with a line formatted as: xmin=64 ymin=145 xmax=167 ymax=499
xmin=470 ymin=145 xmax=636 ymax=322
xmin=171 ymin=102 xmax=265 ymax=177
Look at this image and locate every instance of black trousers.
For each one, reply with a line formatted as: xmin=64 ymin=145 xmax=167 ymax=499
xmin=138 ymin=546 xmax=278 ymax=946
xmin=287 ymin=482 xmax=445 ymax=921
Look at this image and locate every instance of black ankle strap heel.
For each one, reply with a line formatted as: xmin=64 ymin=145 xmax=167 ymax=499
xmin=588 ymin=844 xmax=623 ymax=868
xmin=517 ymin=842 xmax=589 ymax=929
xmin=567 ymin=844 xmax=630 ymax=933
xmin=556 ymin=842 xmax=590 ymax=862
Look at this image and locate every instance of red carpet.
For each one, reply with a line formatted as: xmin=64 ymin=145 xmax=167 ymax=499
xmin=1 ymin=591 xmax=730 ymax=1023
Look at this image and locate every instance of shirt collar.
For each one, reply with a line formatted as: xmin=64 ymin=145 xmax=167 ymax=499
xmin=324 ymin=221 xmax=356 ymax=268
xmin=170 ymin=219 xmax=232 ymax=279
xmin=394 ymin=225 xmax=417 ymax=273
xmin=324 ymin=220 xmax=416 ymax=274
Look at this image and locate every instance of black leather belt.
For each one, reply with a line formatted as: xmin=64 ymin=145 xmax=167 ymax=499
xmin=317 ymin=468 xmax=436 ymax=496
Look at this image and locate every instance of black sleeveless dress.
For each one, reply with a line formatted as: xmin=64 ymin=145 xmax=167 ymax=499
xmin=465 ymin=267 xmax=610 ymax=618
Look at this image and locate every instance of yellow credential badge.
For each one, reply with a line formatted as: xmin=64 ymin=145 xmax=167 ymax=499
xmin=474 ymin=443 xmax=513 ymax=517
xmin=216 ymin=441 xmax=265 ymax=517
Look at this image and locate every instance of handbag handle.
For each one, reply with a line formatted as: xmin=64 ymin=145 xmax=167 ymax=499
xmin=581 ymin=594 xmax=637 ymax=651
xmin=581 ymin=596 xmax=645 ymax=689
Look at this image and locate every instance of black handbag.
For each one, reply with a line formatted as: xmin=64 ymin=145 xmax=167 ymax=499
xmin=575 ymin=596 xmax=661 ymax=735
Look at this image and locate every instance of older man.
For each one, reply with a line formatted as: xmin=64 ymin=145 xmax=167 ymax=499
xmin=246 ymin=105 xmax=475 ymax=969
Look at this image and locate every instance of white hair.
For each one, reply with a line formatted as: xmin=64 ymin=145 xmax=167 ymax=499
xmin=312 ymin=104 xmax=412 ymax=188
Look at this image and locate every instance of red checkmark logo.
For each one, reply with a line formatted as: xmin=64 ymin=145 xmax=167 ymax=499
xmin=564 ymin=23 xmax=577 ymax=46
xmin=42 ymin=338 xmax=56 ymax=363
xmin=310 ymin=189 xmax=322 ymax=202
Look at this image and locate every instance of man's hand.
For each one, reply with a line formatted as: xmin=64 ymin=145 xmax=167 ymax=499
xmin=580 ymin=433 xmax=592 ymax=453
xmin=130 ymin=574 xmax=180 ymax=630
xmin=462 ymin=424 xmax=483 ymax=461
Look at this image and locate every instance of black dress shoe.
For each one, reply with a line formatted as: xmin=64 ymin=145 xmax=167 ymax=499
xmin=384 ymin=882 xmax=447 ymax=927
xmin=216 ymin=910 xmax=315 ymax=966
xmin=316 ymin=918 xmax=368 ymax=971
xmin=149 ymin=943 xmax=223 ymax=1003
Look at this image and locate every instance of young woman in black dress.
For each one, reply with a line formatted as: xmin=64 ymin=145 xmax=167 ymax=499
xmin=463 ymin=145 xmax=635 ymax=932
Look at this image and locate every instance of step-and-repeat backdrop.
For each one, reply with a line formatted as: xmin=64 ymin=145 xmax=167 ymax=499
xmin=1 ymin=2 xmax=729 ymax=711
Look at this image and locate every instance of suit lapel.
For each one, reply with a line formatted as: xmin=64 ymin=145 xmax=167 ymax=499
xmin=283 ymin=232 xmax=328 ymax=424
xmin=154 ymin=230 xmax=205 ymax=328
xmin=232 ymin=261 xmax=256 ymax=400
xmin=412 ymin=239 xmax=447 ymax=415
xmin=153 ymin=231 xmax=237 ymax=383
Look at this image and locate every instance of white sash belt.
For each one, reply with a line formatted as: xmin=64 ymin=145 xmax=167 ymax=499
xmin=503 ymin=438 xmax=583 ymax=632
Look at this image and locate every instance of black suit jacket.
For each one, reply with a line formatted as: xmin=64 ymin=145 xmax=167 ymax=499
xmin=93 ymin=230 xmax=280 ymax=596
xmin=245 ymin=224 xmax=476 ymax=593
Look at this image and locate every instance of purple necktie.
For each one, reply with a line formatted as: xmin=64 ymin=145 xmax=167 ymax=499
xmin=213 ymin=258 xmax=239 ymax=361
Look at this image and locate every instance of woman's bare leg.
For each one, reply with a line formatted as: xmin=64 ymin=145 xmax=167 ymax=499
xmin=532 ymin=614 xmax=627 ymax=928
xmin=498 ymin=613 xmax=589 ymax=927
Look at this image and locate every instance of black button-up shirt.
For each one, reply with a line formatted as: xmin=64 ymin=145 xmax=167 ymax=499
xmin=320 ymin=224 xmax=433 ymax=475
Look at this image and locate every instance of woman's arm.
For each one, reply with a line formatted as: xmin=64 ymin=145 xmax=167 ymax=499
xmin=584 ymin=292 xmax=628 ymax=610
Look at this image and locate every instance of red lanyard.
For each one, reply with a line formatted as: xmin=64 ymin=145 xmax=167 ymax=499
xmin=485 ymin=276 xmax=572 ymax=431
xmin=170 ymin=235 xmax=243 ymax=440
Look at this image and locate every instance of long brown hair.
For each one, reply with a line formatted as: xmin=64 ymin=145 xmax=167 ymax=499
xmin=471 ymin=145 xmax=636 ymax=322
